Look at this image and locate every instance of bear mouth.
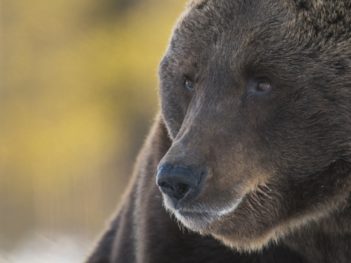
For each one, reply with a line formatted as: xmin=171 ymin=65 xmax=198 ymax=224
xmin=169 ymin=198 xmax=243 ymax=231
xmin=173 ymin=210 xmax=219 ymax=232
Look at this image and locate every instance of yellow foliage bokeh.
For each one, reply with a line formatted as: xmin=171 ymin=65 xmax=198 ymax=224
xmin=0 ymin=0 xmax=186 ymax=255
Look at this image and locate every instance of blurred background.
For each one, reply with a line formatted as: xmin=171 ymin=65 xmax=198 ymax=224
xmin=0 ymin=0 xmax=186 ymax=261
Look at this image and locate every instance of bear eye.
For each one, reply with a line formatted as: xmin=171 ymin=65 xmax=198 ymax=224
xmin=184 ymin=78 xmax=194 ymax=92
xmin=247 ymin=78 xmax=272 ymax=95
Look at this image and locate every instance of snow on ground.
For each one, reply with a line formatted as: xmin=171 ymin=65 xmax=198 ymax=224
xmin=0 ymin=233 xmax=91 ymax=263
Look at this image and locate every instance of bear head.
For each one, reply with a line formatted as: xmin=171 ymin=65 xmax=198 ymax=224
xmin=157 ymin=0 xmax=351 ymax=251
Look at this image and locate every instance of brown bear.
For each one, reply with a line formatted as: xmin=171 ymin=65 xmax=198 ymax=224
xmin=87 ymin=0 xmax=351 ymax=262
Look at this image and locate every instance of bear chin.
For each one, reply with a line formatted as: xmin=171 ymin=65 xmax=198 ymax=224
xmin=176 ymin=200 xmax=242 ymax=232
xmin=163 ymin=194 xmax=244 ymax=232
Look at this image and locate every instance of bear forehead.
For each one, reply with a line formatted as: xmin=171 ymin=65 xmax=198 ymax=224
xmin=177 ymin=0 xmax=287 ymax=44
xmin=178 ymin=0 xmax=351 ymax=44
xmin=165 ymin=0 xmax=351 ymax=68
xmin=166 ymin=0 xmax=292 ymax=70
xmin=188 ymin=0 xmax=351 ymax=20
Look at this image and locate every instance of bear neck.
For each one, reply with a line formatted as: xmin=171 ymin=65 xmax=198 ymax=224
xmin=283 ymin=197 xmax=351 ymax=263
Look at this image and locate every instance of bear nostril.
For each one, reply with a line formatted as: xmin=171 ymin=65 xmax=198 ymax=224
xmin=158 ymin=181 xmax=169 ymax=189
xmin=158 ymin=181 xmax=176 ymax=193
xmin=157 ymin=177 xmax=191 ymax=201
xmin=156 ymin=163 xmax=206 ymax=206
xmin=176 ymin=183 xmax=190 ymax=196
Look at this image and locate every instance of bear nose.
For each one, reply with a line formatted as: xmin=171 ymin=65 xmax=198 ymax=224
xmin=156 ymin=163 xmax=205 ymax=206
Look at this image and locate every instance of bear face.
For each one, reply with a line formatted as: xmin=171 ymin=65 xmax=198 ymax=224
xmin=157 ymin=0 xmax=351 ymax=252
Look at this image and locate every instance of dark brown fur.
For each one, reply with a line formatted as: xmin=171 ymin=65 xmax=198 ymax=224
xmin=88 ymin=0 xmax=351 ymax=262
